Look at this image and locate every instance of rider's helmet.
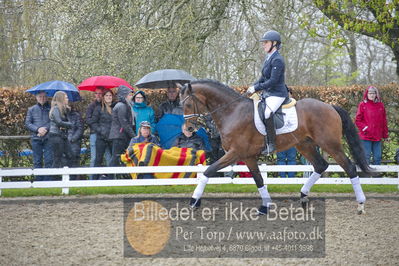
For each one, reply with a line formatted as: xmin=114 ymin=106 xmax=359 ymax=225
xmin=259 ymin=30 xmax=281 ymax=49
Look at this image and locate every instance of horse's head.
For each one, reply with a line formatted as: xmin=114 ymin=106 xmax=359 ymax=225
xmin=177 ymin=82 xmax=207 ymax=132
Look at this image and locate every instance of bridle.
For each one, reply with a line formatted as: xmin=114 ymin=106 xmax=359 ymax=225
xmin=180 ymin=85 xmax=205 ymax=130
xmin=180 ymin=83 xmax=244 ymax=128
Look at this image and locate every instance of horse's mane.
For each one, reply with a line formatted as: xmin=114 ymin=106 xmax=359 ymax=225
xmin=191 ymin=79 xmax=243 ymax=98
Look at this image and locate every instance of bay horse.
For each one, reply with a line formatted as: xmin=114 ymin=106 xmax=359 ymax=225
xmin=178 ymin=79 xmax=372 ymax=215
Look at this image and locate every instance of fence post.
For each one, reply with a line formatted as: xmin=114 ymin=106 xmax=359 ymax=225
xmin=0 ymin=174 xmax=2 ymax=196
xmin=62 ymin=166 xmax=70 ymax=195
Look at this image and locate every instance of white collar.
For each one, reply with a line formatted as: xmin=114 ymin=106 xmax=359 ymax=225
xmin=266 ymin=50 xmax=277 ymax=61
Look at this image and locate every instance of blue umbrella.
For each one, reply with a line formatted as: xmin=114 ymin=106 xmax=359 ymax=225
xmin=155 ymin=114 xmax=211 ymax=150
xmin=26 ymin=80 xmax=81 ymax=102
xmin=156 ymin=114 xmax=185 ymax=149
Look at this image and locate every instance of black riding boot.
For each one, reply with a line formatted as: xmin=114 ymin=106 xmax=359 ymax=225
xmin=262 ymin=116 xmax=276 ymax=155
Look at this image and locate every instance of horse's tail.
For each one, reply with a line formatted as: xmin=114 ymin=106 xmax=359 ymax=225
xmin=332 ymin=105 xmax=372 ymax=174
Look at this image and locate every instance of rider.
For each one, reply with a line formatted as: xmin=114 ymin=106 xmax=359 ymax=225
xmin=246 ymin=30 xmax=288 ymax=155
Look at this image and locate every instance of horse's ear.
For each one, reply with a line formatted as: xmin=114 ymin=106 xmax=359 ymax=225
xmin=176 ymin=82 xmax=183 ymax=89
xmin=187 ymin=83 xmax=192 ymax=93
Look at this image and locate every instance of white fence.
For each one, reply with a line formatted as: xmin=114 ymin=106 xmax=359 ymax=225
xmin=0 ymin=164 xmax=398 ymax=195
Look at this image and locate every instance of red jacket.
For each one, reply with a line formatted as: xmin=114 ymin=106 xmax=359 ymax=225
xmin=355 ymin=87 xmax=388 ymax=141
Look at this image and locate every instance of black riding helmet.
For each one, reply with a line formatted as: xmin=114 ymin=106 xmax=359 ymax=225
xmin=259 ymin=30 xmax=281 ymax=51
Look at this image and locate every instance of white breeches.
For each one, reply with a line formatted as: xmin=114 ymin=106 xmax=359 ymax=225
xmin=264 ymin=96 xmax=286 ymax=119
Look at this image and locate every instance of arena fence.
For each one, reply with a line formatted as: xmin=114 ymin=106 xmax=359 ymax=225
xmin=0 ymin=164 xmax=398 ymax=195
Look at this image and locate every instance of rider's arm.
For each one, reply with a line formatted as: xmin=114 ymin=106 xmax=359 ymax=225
xmin=255 ymin=58 xmax=284 ymax=91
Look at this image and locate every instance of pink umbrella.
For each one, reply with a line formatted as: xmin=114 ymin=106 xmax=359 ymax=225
xmin=78 ymin=75 xmax=133 ymax=91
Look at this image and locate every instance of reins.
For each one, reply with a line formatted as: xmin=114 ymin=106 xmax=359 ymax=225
xmin=181 ymin=88 xmax=247 ymax=120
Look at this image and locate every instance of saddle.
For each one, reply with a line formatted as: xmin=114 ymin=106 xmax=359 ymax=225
xmin=258 ymin=97 xmax=295 ymax=129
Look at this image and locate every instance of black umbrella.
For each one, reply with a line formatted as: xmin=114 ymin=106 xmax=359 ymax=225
xmin=135 ymin=69 xmax=196 ymax=89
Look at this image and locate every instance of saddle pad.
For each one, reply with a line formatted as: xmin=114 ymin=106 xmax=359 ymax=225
xmin=253 ymin=100 xmax=298 ymax=136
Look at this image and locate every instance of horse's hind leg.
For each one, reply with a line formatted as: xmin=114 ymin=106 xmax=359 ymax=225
xmin=189 ymin=150 xmax=238 ymax=208
xmin=295 ymin=139 xmax=329 ymax=206
xmin=244 ymin=158 xmax=271 ymax=214
xmin=320 ymin=142 xmax=366 ymax=213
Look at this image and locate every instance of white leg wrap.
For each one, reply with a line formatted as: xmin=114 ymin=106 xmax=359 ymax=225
xmin=192 ymin=175 xmax=209 ymax=199
xmin=258 ymin=186 xmax=272 ymax=207
xmin=351 ymin=176 xmax=366 ymax=203
xmin=301 ymin=172 xmax=321 ymax=195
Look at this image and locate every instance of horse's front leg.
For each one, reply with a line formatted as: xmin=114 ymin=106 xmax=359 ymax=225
xmin=189 ymin=150 xmax=238 ymax=208
xmin=244 ymin=158 xmax=271 ymax=215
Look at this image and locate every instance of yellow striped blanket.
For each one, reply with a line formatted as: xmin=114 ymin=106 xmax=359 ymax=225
xmin=121 ymin=143 xmax=207 ymax=179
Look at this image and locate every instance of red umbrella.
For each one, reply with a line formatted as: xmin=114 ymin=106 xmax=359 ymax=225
xmin=77 ymin=75 xmax=133 ymax=91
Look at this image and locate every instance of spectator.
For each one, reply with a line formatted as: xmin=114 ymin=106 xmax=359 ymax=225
xmin=355 ymin=86 xmax=388 ymax=165
xmin=276 ymin=147 xmax=297 ymax=178
xmin=173 ymin=124 xmax=206 ymax=151
xmin=86 ymin=87 xmax=110 ymax=179
xmin=128 ymin=121 xmax=160 ymax=180
xmin=67 ymin=103 xmax=84 ymax=179
xmin=129 ymin=121 xmax=160 ymax=146
xmin=203 ymin=114 xmax=225 ymax=164
xmin=157 ymin=87 xmax=183 ymax=120
xmin=132 ymin=91 xmax=156 ymax=134
xmin=109 ymin=85 xmax=135 ymax=171
xmin=90 ymin=90 xmax=115 ymax=177
xmin=25 ymin=91 xmax=53 ymax=181
xmin=48 ymin=91 xmax=73 ymax=170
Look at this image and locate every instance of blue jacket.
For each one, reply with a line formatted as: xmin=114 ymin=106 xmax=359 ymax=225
xmin=132 ymin=102 xmax=156 ymax=134
xmin=254 ymin=51 xmax=288 ymax=98
xmin=25 ymin=102 xmax=51 ymax=140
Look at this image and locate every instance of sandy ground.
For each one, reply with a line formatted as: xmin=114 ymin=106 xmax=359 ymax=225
xmin=0 ymin=192 xmax=398 ymax=265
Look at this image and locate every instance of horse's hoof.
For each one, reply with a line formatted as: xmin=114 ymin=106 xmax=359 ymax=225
xmin=257 ymin=205 xmax=268 ymax=215
xmin=300 ymin=195 xmax=309 ymax=210
xmin=189 ymin=198 xmax=201 ymax=209
xmin=357 ymin=203 xmax=366 ymax=215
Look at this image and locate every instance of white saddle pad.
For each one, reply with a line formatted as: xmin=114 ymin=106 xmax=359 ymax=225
xmin=253 ymin=100 xmax=298 ymax=136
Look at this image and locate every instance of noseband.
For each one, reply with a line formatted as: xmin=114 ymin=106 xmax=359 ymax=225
xmin=180 ymin=85 xmax=204 ymax=130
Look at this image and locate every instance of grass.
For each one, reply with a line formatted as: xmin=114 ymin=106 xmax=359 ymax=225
xmin=0 ymin=184 xmax=397 ymax=197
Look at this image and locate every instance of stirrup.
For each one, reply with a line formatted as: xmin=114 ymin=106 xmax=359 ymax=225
xmin=261 ymin=143 xmax=275 ymax=155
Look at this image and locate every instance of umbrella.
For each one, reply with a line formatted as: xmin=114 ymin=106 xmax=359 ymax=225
xmin=26 ymin=80 xmax=81 ymax=102
xmin=77 ymin=75 xmax=133 ymax=91
xmin=155 ymin=114 xmax=211 ymax=150
xmin=155 ymin=114 xmax=185 ymax=149
xmin=135 ymin=69 xmax=196 ymax=89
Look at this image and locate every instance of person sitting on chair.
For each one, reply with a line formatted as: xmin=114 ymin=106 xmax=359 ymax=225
xmin=246 ymin=30 xmax=288 ymax=155
xmin=173 ymin=124 xmax=206 ymax=151
xmin=129 ymin=121 xmax=160 ymax=146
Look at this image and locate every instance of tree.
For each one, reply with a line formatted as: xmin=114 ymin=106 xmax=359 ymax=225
xmin=313 ymin=0 xmax=399 ymax=78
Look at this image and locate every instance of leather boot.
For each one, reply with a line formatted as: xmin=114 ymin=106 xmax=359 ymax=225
xmin=261 ymin=116 xmax=276 ymax=155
